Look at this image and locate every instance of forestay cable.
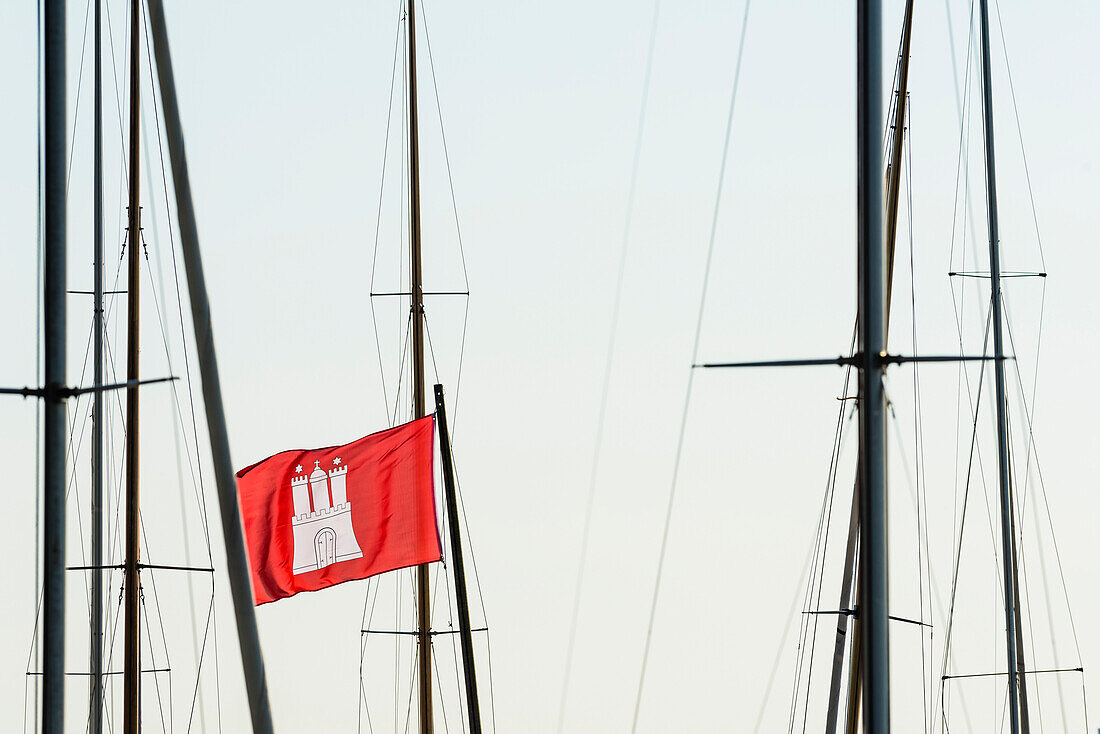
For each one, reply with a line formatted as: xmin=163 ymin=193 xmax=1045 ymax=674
xmin=629 ymin=3 xmax=751 ymax=730
xmin=555 ymin=1 xmax=660 ymax=730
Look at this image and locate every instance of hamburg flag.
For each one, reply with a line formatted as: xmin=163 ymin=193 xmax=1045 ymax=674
xmin=235 ymin=415 xmax=441 ymax=605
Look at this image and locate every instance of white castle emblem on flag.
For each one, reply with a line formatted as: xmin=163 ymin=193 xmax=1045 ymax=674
xmin=290 ymin=458 xmax=363 ymax=574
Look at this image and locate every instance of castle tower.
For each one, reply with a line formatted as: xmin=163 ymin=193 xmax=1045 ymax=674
xmin=290 ymin=457 xmax=363 ymax=574
xmin=309 ymin=460 xmax=331 ymax=511
xmin=329 ymin=461 xmax=348 ymax=506
xmin=291 ymin=470 xmax=311 ymax=517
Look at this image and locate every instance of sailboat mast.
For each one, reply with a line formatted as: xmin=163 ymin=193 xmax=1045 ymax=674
xmin=42 ymin=1 xmax=68 ymax=731
xmin=976 ymin=1 xmax=1030 ymax=732
xmin=855 ymin=0 xmax=889 ymax=731
xmin=826 ymin=4 xmax=913 ymax=731
xmin=122 ymin=0 xmax=143 ymax=729
xmin=90 ymin=0 xmax=105 ymax=730
xmin=406 ymin=1 xmax=433 ymax=732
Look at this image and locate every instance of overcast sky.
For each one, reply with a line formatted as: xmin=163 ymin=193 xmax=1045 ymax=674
xmin=1 ymin=1 xmax=1098 ymax=732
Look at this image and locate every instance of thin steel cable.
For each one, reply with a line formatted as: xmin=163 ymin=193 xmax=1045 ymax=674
xmin=415 ymin=3 xmax=477 ymax=430
xmin=64 ymin=0 xmax=94 ymax=197
xmin=1002 ymin=293 xmax=1083 ymax=724
xmin=753 ymin=535 xmax=817 ymax=733
xmin=138 ymin=594 xmax=170 ymax=733
xmin=556 ymin=3 xmax=660 ymax=729
xmin=31 ymin=0 xmax=43 ymax=723
xmin=140 ymin=168 xmax=211 ymax=729
xmin=436 ymin=396 xmax=497 ymax=727
xmin=398 ymin=5 xmax=409 ymax=384
xmin=429 ymin=644 xmax=452 ymax=734
xmin=943 ymin=3 xmax=1085 ymax=729
xmin=991 ymin=0 xmax=1046 ymax=270
xmin=400 ymin=626 xmax=418 ymax=734
xmin=368 ymin=10 xmax=405 ymax=421
xmin=786 ymin=328 xmax=856 ymax=732
xmin=902 ymin=107 xmax=934 ymax=733
xmin=789 ymin=384 xmax=854 ymax=734
xmin=938 ymin=303 xmax=993 ymax=689
xmin=137 ymin=521 xmax=174 ymax=696
xmin=141 ymin=9 xmax=215 ymax=559
xmin=184 ymin=590 xmax=217 ymax=733
xmin=358 ymin=577 xmax=379 ymax=734
xmin=945 ymin=0 xmax=978 ymax=274
xmin=390 ymin=311 xmax=415 ymax=427
xmin=630 ymin=4 xmax=751 ymax=730
xmin=449 ymin=297 xmax=470 ymax=436
xmin=422 ymin=313 xmax=441 ymax=384
xmin=104 ymin=0 xmax=134 ymax=269
xmin=942 ymin=14 xmax=1014 ymax=693
xmin=417 ymin=0 xmax=470 ymax=292
xmin=24 ymin=317 xmax=99 ymax=683
xmin=992 ymin=0 xmax=1085 ymax=688
xmin=787 ymin=363 xmax=855 ymax=734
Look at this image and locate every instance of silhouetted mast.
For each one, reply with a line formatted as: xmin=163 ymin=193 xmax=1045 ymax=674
xmin=406 ymin=1 xmax=433 ymax=731
xmin=90 ymin=0 xmax=105 ymax=729
xmin=122 ymin=0 xmax=143 ymax=729
xmin=855 ymin=0 xmax=890 ymax=730
xmin=977 ymin=0 xmax=1030 ymax=731
xmin=824 ymin=3 xmax=913 ymax=730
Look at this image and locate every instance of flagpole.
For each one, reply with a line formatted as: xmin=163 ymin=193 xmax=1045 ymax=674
xmin=433 ymin=385 xmax=482 ymax=734
xmin=406 ymin=0 xmax=433 ymax=731
xmin=122 ymin=0 xmax=143 ymax=727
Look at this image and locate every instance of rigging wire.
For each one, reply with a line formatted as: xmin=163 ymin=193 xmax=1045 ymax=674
xmin=938 ymin=13 xmax=1003 ymax=728
xmin=901 ymin=98 xmax=935 ymax=732
xmin=64 ymin=0 xmax=94 ymax=198
xmin=785 ymin=15 xmax=916 ymax=729
xmin=786 ymin=360 xmax=855 ymax=734
xmin=939 ymin=12 xmax=1005 ymax=729
xmin=29 ymin=1 xmax=43 ymax=729
xmin=987 ymin=5 xmax=1086 ymax=723
xmin=752 ymin=541 xmax=817 ymax=733
xmin=417 ymin=0 xmax=473 ymax=432
xmin=368 ymin=11 xmax=405 ymax=420
xmin=629 ymin=3 xmax=751 ymax=731
xmin=22 ymin=0 xmax=223 ymax=727
xmin=417 ymin=0 xmax=470 ymax=294
xmin=363 ymin=2 xmax=487 ymax=729
xmin=939 ymin=1 xmax=1086 ymax=729
xmin=555 ymin=2 xmax=660 ymax=730
xmin=990 ymin=0 xmax=1046 ymax=271
xmin=1002 ymin=292 xmax=1081 ymax=727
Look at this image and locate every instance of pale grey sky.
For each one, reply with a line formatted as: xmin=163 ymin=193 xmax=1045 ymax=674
xmin=1 ymin=1 xmax=1098 ymax=732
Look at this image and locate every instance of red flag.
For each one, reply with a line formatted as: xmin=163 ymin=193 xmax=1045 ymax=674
xmin=236 ymin=415 xmax=441 ymax=605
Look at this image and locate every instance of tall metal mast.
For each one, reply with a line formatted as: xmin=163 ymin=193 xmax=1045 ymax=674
xmin=42 ymin=1 xmax=68 ymax=731
xmin=122 ymin=0 xmax=144 ymax=729
xmin=826 ymin=3 xmax=913 ymax=730
xmin=977 ymin=1 xmax=1029 ymax=731
xmin=406 ymin=1 xmax=433 ymax=731
xmin=856 ymin=0 xmax=889 ymax=731
xmin=90 ymin=0 xmax=106 ymax=730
